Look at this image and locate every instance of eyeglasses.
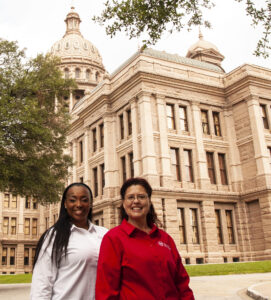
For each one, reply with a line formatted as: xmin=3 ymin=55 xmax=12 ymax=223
xmin=125 ymin=194 xmax=148 ymax=201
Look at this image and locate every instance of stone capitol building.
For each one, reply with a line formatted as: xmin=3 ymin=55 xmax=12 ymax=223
xmin=1 ymin=6 xmax=271 ymax=274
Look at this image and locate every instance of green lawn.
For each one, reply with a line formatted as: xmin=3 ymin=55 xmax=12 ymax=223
xmin=186 ymin=260 xmax=271 ymax=276
xmin=0 ymin=273 xmax=32 ymax=284
xmin=0 ymin=261 xmax=270 ymax=284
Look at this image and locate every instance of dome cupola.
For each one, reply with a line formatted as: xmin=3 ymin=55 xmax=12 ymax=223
xmin=51 ymin=6 xmax=107 ymax=109
xmin=186 ymin=30 xmax=224 ymax=70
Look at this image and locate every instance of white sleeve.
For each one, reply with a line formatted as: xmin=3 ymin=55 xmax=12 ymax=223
xmin=30 ymin=233 xmax=58 ymax=299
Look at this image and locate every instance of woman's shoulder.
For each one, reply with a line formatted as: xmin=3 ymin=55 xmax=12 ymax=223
xmin=92 ymin=223 xmax=109 ymax=236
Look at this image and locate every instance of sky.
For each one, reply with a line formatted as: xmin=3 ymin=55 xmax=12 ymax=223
xmin=0 ymin=0 xmax=270 ymax=74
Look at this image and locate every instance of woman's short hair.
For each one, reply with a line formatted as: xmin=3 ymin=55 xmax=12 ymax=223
xmin=120 ymin=177 xmax=161 ymax=227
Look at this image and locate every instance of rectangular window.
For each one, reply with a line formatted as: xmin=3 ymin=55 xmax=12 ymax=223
xmin=24 ymin=218 xmax=30 ymax=235
xmin=166 ymin=104 xmax=175 ymax=129
xmin=93 ymin=167 xmax=98 ymax=197
xmin=100 ymin=164 xmax=105 ymax=192
xmin=92 ymin=128 xmax=97 ymax=152
xmin=25 ymin=196 xmax=31 ymax=209
xmin=218 ymin=153 xmax=228 ymax=185
xmin=119 ymin=114 xmax=124 ymax=139
xmin=121 ymin=156 xmax=126 ymax=182
xmin=32 ymin=198 xmax=38 ymax=209
xmin=213 ymin=112 xmax=222 ymax=136
xmin=183 ymin=149 xmax=194 ymax=182
xmin=215 ymin=210 xmax=223 ymax=244
xmin=53 ymin=214 xmax=58 ymax=224
xmin=226 ymin=210 xmax=235 ymax=244
xmin=170 ymin=148 xmax=181 ymax=181
xmin=79 ymin=140 xmax=83 ymax=163
xmin=24 ymin=248 xmax=29 ymax=266
xmin=32 ymin=218 xmax=37 ymax=236
xmin=10 ymin=248 xmax=15 ymax=265
xmin=11 ymin=195 xmax=17 ymax=209
xmin=128 ymin=152 xmax=134 ymax=178
xmin=99 ymin=123 xmax=104 ymax=148
xmin=32 ymin=248 xmax=36 ymax=265
xmin=45 ymin=217 xmax=49 ymax=230
xmin=201 ymin=110 xmax=210 ymax=134
xmin=3 ymin=217 xmax=9 ymax=234
xmin=11 ymin=218 xmax=16 ymax=235
xmin=179 ymin=106 xmax=188 ymax=131
xmin=127 ymin=109 xmax=132 ymax=135
xmin=268 ymin=147 xmax=271 ymax=169
xmin=206 ymin=152 xmax=216 ymax=184
xmin=178 ymin=208 xmax=186 ymax=244
xmin=260 ymin=104 xmax=269 ymax=129
xmin=2 ymin=247 xmax=7 ymax=265
xmin=190 ymin=208 xmax=200 ymax=244
xmin=4 ymin=193 xmax=10 ymax=208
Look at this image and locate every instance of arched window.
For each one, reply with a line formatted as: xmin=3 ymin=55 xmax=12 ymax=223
xmin=64 ymin=68 xmax=69 ymax=79
xmin=85 ymin=69 xmax=90 ymax=80
xmin=95 ymin=72 xmax=100 ymax=82
xmin=75 ymin=68 xmax=81 ymax=79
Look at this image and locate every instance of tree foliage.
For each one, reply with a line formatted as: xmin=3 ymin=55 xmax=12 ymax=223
xmin=0 ymin=39 xmax=76 ymax=204
xmin=93 ymin=0 xmax=271 ymax=58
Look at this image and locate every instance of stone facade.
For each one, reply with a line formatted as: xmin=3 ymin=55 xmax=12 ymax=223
xmin=1 ymin=7 xmax=271 ymax=274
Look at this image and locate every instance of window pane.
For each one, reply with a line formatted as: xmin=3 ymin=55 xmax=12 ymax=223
xmin=184 ymin=150 xmax=193 ymax=182
xmin=190 ymin=208 xmax=199 ymax=244
xmin=213 ymin=112 xmax=221 ymax=136
xmin=179 ymin=106 xmax=188 ymax=131
xmin=206 ymin=152 xmax=216 ymax=184
xmin=201 ymin=110 xmax=210 ymax=134
xmin=178 ymin=208 xmax=186 ymax=244
xmin=226 ymin=210 xmax=235 ymax=244
xmin=170 ymin=148 xmax=181 ymax=181
xmin=166 ymin=104 xmax=175 ymax=129
xmin=215 ymin=210 xmax=223 ymax=244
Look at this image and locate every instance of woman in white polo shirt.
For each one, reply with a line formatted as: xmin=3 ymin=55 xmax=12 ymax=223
xmin=30 ymin=182 xmax=107 ymax=300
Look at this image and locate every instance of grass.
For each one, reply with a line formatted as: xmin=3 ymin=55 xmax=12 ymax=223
xmin=0 ymin=273 xmax=32 ymax=284
xmin=186 ymin=260 xmax=271 ymax=276
xmin=0 ymin=261 xmax=270 ymax=283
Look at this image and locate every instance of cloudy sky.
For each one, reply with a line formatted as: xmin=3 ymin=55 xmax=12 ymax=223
xmin=0 ymin=0 xmax=270 ymax=73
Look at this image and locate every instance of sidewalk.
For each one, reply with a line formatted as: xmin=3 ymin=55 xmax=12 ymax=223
xmin=247 ymin=281 xmax=271 ymax=300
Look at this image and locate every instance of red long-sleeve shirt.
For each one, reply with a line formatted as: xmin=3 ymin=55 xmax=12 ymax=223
xmin=95 ymin=219 xmax=194 ymax=300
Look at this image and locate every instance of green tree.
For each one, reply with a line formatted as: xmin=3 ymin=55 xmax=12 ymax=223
xmin=0 ymin=39 xmax=76 ymax=204
xmin=93 ymin=0 xmax=271 ymax=58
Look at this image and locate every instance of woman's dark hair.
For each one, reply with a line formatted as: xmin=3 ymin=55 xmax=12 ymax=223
xmin=33 ymin=182 xmax=93 ymax=269
xmin=120 ymin=177 xmax=161 ymax=227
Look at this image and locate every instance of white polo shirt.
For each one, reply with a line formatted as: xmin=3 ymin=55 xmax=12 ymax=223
xmin=30 ymin=222 xmax=108 ymax=300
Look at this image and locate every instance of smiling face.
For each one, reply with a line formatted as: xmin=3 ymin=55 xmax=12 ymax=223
xmin=123 ymin=184 xmax=151 ymax=227
xmin=64 ymin=185 xmax=91 ymax=229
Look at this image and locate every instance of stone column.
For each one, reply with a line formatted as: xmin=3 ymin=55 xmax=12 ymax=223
xmin=83 ymin=129 xmax=90 ymax=186
xmin=131 ymin=98 xmax=141 ymax=176
xmin=246 ymin=95 xmax=271 ymax=186
xmin=191 ymin=102 xmax=210 ymax=188
xmin=200 ymin=201 xmax=222 ymax=263
xmin=72 ymin=141 xmax=77 ymax=182
xmin=156 ymin=94 xmax=172 ymax=186
xmin=103 ymin=113 xmax=118 ymax=198
xmin=223 ymin=108 xmax=243 ymax=192
xmin=138 ymin=92 xmax=159 ymax=186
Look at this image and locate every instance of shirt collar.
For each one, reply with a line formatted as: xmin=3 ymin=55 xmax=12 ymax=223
xmin=71 ymin=220 xmax=95 ymax=233
xmin=121 ymin=219 xmax=158 ymax=236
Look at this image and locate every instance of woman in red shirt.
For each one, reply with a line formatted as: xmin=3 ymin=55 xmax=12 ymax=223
xmin=96 ymin=177 xmax=194 ymax=300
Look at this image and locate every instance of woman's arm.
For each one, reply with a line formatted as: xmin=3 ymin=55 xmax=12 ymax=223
xmin=30 ymin=235 xmax=57 ymax=299
xmin=95 ymin=234 xmax=122 ymax=300
xmin=169 ymin=237 xmax=195 ymax=300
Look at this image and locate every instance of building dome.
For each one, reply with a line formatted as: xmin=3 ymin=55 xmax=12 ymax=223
xmin=186 ymin=31 xmax=224 ymax=71
xmin=51 ymin=6 xmax=104 ymax=69
xmin=50 ymin=6 xmax=106 ymax=110
xmin=187 ymin=31 xmax=219 ymax=53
